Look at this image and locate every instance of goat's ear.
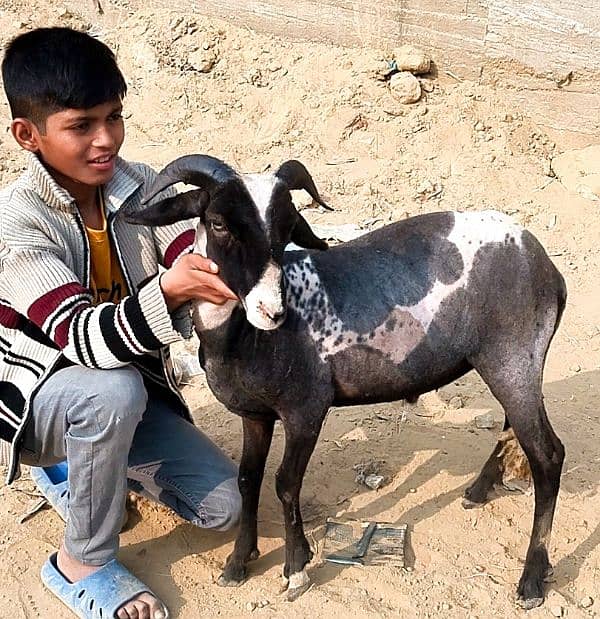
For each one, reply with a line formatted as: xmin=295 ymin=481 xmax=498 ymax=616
xmin=291 ymin=213 xmax=329 ymax=250
xmin=123 ymin=189 xmax=209 ymax=226
xmin=276 ymin=160 xmax=334 ymax=211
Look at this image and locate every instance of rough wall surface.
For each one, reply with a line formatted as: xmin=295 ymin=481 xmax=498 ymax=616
xmin=138 ymin=0 xmax=600 ymax=79
xmin=486 ymin=0 xmax=600 ymax=74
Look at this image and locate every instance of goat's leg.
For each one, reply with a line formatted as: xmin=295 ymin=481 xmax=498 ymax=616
xmin=463 ymin=418 xmax=510 ymax=508
xmin=474 ymin=359 xmax=563 ymax=609
xmin=275 ymin=421 xmax=322 ymax=601
xmin=509 ymin=401 xmax=563 ymax=609
xmin=218 ymin=416 xmax=274 ymax=587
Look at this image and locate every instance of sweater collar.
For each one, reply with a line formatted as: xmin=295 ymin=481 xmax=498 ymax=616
xmin=26 ymin=152 xmax=144 ymax=214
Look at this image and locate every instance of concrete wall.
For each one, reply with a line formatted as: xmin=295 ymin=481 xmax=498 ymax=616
xmin=143 ymin=0 xmax=600 ymax=80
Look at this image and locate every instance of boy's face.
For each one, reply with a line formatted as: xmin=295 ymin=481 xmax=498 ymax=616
xmin=12 ymin=99 xmax=125 ymax=192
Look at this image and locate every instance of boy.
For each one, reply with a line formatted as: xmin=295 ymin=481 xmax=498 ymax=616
xmin=0 ymin=27 xmax=241 ymax=619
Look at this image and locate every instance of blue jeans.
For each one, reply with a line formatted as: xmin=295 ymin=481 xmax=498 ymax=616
xmin=20 ymin=365 xmax=241 ymax=565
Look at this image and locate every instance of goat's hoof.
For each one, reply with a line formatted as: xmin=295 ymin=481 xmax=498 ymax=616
xmin=284 ymin=570 xmax=311 ymax=601
xmin=217 ymin=566 xmax=247 ymax=587
xmin=461 ymin=497 xmax=485 ymax=510
xmin=516 ymin=596 xmax=544 ymax=610
xmin=287 ymin=581 xmax=311 ymax=602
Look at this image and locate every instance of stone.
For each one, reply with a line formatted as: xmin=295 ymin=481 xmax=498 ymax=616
xmin=389 ymin=71 xmax=422 ymax=104
xmin=579 ymin=596 xmax=593 ymax=608
xmin=474 ymin=412 xmax=495 ymax=429
xmin=363 ymin=474 xmax=385 ymax=490
xmin=550 ymin=605 xmax=564 ymax=617
xmin=188 ymin=49 xmax=216 ymax=73
xmin=393 ymin=44 xmax=431 ymax=74
xmin=448 ymin=396 xmax=464 ymax=409
xmin=172 ymin=352 xmax=202 ymax=384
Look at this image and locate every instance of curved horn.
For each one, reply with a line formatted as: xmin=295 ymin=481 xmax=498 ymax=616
xmin=275 ymin=160 xmax=333 ymax=211
xmin=142 ymin=154 xmax=238 ymax=204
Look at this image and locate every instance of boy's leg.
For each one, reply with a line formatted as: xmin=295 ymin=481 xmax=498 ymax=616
xmin=23 ymin=364 xmax=147 ymax=561
xmin=127 ymin=383 xmax=241 ymax=532
xmin=22 ymin=364 xmax=166 ymax=618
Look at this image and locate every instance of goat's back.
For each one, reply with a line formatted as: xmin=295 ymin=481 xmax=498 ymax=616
xmin=282 ymin=210 xmax=564 ymax=404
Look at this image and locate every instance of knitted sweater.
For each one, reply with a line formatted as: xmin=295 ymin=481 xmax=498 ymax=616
xmin=0 ymin=153 xmax=195 ymax=483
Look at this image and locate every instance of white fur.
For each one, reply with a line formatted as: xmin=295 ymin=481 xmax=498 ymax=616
xmin=242 ymin=173 xmax=277 ymax=230
xmin=190 ymin=225 xmax=237 ymax=331
xmin=245 ymin=260 xmax=285 ymax=330
xmin=288 ymin=570 xmax=310 ymax=589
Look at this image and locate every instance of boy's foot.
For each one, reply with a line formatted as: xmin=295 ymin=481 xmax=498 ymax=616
xmin=57 ymin=545 xmax=167 ymax=619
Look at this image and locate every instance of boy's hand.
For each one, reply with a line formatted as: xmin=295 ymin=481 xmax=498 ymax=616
xmin=160 ymin=253 xmax=237 ymax=312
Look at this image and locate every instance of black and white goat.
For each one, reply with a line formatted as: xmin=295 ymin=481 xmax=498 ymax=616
xmin=124 ymin=155 xmax=567 ymax=609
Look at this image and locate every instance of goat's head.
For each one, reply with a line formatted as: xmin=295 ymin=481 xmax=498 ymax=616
xmin=124 ymin=155 xmax=331 ymax=330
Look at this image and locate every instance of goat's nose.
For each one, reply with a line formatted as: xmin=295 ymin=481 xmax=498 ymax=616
xmin=261 ymin=302 xmax=286 ymax=322
xmin=269 ymin=308 xmax=286 ymax=322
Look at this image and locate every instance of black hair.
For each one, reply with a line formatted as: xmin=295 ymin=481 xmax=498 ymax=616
xmin=1 ymin=27 xmax=127 ymax=128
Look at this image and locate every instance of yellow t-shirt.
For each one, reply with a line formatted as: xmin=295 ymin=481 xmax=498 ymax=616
xmin=86 ymin=191 xmax=129 ymax=304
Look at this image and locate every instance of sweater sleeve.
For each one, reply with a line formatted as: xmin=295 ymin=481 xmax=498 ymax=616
xmin=130 ymin=163 xmax=197 ymax=268
xmin=0 ymin=237 xmax=182 ymax=369
xmin=125 ymin=164 xmax=197 ymax=339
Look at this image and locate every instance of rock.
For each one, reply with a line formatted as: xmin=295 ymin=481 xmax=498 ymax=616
xmin=341 ymin=427 xmax=368 ymax=442
xmin=188 ymin=49 xmax=216 ymax=73
xmin=363 ymin=474 xmax=385 ymax=490
xmin=389 ymin=71 xmax=422 ymax=104
xmin=550 ymin=605 xmax=564 ymax=617
xmin=474 ymin=412 xmax=495 ymax=429
xmin=448 ymin=396 xmax=464 ymax=409
xmin=246 ymin=601 xmax=258 ymax=611
xmin=579 ymin=596 xmax=593 ymax=608
xmin=393 ymin=44 xmax=431 ymax=74
xmin=354 ymin=460 xmax=388 ymax=488
xmin=416 ymin=180 xmax=435 ymax=195
xmin=172 ymin=352 xmax=203 ymax=384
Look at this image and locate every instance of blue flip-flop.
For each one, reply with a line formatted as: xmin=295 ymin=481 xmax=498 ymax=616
xmin=41 ymin=552 xmax=169 ymax=619
xmin=30 ymin=462 xmax=69 ymax=522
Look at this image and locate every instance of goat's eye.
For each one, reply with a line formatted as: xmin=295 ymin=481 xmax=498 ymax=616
xmin=209 ymin=221 xmax=227 ymax=234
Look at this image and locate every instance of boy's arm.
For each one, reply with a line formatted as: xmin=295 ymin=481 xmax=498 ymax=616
xmin=0 ymin=228 xmax=181 ymax=369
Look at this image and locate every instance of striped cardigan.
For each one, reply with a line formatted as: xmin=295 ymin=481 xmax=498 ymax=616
xmin=0 ymin=152 xmax=196 ymax=483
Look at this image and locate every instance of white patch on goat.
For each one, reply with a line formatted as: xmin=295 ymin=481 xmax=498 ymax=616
xmin=193 ymin=224 xmax=208 ymax=255
xmin=242 ymin=173 xmax=277 ymax=231
xmin=286 ymin=210 xmax=524 ymax=364
xmin=190 ymin=224 xmax=237 ymax=331
xmin=405 ymin=210 xmax=523 ymax=330
xmin=288 ymin=570 xmax=310 ymax=590
xmin=245 ymin=260 xmax=285 ymax=330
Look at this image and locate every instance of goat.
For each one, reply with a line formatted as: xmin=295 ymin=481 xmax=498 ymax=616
xmin=124 ymin=155 xmax=567 ymax=609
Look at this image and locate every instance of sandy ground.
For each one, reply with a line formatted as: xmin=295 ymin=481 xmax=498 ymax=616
xmin=0 ymin=2 xmax=599 ymax=618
